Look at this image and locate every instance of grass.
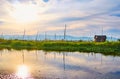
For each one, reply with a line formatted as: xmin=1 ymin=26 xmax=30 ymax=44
xmin=0 ymin=38 xmax=120 ymax=55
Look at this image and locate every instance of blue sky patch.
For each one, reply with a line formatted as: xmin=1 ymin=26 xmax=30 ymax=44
xmin=43 ymin=0 xmax=49 ymax=2
xmin=111 ymin=14 xmax=120 ymax=17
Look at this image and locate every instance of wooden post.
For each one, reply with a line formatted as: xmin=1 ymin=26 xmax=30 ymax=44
xmin=45 ymin=32 xmax=47 ymax=40
xmin=55 ymin=33 xmax=56 ymax=40
xmin=64 ymin=24 xmax=67 ymax=40
xmin=102 ymin=26 xmax=103 ymax=35
xmin=35 ymin=31 xmax=39 ymax=41
xmin=23 ymin=29 xmax=26 ymax=40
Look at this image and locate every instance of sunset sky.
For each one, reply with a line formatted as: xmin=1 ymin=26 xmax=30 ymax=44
xmin=0 ymin=0 xmax=120 ymax=37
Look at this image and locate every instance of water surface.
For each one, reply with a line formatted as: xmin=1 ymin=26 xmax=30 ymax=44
xmin=0 ymin=49 xmax=120 ymax=79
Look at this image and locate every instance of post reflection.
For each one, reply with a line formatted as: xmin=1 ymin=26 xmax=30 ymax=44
xmin=63 ymin=52 xmax=66 ymax=71
xmin=22 ymin=50 xmax=25 ymax=64
xmin=15 ymin=50 xmax=31 ymax=79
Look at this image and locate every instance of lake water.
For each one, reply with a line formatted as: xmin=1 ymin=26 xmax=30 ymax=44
xmin=0 ymin=49 xmax=120 ymax=79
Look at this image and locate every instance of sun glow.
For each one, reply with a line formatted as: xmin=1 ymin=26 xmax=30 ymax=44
xmin=10 ymin=3 xmax=39 ymax=23
xmin=16 ymin=64 xmax=30 ymax=78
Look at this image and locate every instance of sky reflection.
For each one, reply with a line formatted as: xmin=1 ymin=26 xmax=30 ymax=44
xmin=0 ymin=49 xmax=120 ymax=79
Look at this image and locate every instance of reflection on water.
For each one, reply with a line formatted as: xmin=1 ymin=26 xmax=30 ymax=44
xmin=0 ymin=49 xmax=120 ymax=79
xmin=16 ymin=64 xmax=30 ymax=79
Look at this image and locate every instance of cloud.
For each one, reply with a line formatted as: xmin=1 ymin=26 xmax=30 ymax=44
xmin=0 ymin=21 xmax=4 ymax=25
xmin=0 ymin=0 xmax=120 ymax=37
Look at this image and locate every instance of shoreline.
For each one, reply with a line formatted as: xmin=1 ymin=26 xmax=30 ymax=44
xmin=0 ymin=39 xmax=120 ymax=54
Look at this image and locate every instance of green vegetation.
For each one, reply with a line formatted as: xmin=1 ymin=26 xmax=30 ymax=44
xmin=0 ymin=38 xmax=120 ymax=54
